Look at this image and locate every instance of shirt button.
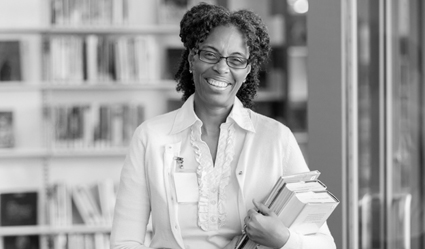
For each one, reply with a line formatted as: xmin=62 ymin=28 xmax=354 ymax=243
xmin=212 ymin=188 xmax=217 ymax=193
xmin=238 ymin=171 xmax=243 ymax=175
xmin=175 ymin=225 xmax=178 ymax=229
xmin=211 ymin=216 xmax=216 ymax=222
xmin=171 ymin=197 xmax=174 ymax=201
xmin=210 ymin=200 xmax=216 ymax=205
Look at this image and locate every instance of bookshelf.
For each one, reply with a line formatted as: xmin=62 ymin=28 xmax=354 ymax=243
xmin=0 ymin=225 xmax=112 ymax=236
xmin=0 ymin=0 xmax=291 ymax=248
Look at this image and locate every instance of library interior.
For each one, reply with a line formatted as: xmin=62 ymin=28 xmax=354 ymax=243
xmin=0 ymin=0 xmax=424 ymax=249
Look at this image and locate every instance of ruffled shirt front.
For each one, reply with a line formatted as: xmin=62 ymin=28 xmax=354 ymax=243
xmin=191 ymin=121 xmax=235 ymax=231
xmin=176 ymin=95 xmax=255 ymax=247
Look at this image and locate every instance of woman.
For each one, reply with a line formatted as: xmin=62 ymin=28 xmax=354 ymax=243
xmin=110 ymin=3 xmax=336 ymax=249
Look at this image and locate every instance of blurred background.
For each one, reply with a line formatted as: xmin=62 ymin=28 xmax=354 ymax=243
xmin=0 ymin=0 xmax=423 ymax=249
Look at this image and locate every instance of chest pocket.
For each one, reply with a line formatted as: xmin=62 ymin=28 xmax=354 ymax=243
xmin=164 ymin=142 xmax=199 ymax=203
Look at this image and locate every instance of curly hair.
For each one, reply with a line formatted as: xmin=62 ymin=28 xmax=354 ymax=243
xmin=174 ymin=2 xmax=271 ymax=109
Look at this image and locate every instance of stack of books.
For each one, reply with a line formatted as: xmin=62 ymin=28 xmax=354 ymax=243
xmin=236 ymin=171 xmax=339 ymax=249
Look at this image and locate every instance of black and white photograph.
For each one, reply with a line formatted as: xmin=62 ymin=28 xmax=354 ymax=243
xmin=0 ymin=0 xmax=424 ymax=249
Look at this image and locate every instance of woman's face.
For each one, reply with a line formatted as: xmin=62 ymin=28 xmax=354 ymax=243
xmin=189 ymin=25 xmax=251 ymax=110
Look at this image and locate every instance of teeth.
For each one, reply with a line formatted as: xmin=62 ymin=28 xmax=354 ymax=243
xmin=207 ymin=79 xmax=229 ymax=88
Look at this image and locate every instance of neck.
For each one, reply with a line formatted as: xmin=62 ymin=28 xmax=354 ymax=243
xmin=194 ymin=102 xmax=232 ymax=136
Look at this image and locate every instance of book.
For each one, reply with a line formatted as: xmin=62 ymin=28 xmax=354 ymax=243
xmin=3 ymin=235 xmax=39 ymax=249
xmin=236 ymin=171 xmax=339 ymax=249
xmin=0 ymin=111 xmax=14 ymax=148
xmin=95 ymin=179 xmax=117 ymax=224
xmin=0 ymin=191 xmax=38 ymax=226
xmin=46 ymin=183 xmax=73 ymax=226
xmin=0 ymin=41 xmax=22 ymax=81
xmin=72 ymin=185 xmax=104 ymax=225
xmin=278 ymin=190 xmax=339 ymax=234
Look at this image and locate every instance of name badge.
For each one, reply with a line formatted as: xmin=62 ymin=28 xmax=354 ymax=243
xmin=173 ymin=172 xmax=199 ymax=203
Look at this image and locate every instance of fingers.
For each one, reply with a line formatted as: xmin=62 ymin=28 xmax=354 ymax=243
xmin=244 ymin=214 xmax=250 ymax=224
xmin=252 ymin=199 xmax=274 ymax=217
xmin=243 ymin=212 xmax=253 ymax=236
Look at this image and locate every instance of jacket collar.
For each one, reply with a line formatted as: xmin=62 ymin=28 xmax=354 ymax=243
xmin=170 ymin=94 xmax=256 ymax=135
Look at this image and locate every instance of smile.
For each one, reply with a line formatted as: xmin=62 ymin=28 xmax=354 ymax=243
xmin=206 ymin=78 xmax=231 ymax=89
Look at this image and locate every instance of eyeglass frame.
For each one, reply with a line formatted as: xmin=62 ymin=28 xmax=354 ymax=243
xmin=194 ymin=49 xmax=251 ymax=69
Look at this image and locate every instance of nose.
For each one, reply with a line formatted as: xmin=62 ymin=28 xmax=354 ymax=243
xmin=212 ymin=57 xmax=230 ymax=74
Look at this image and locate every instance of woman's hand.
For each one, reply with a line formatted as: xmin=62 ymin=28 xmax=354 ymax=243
xmin=243 ymin=199 xmax=290 ymax=248
xmin=222 ymin=235 xmax=244 ymax=249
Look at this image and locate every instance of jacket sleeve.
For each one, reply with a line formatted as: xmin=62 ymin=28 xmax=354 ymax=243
xmin=110 ymin=126 xmax=153 ymax=249
xmin=279 ymin=130 xmax=337 ymax=249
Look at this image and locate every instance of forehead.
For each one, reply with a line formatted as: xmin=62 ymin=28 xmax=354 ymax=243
xmin=200 ymin=25 xmax=249 ymax=55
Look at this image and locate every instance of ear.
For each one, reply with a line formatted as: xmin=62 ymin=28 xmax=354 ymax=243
xmin=244 ymin=64 xmax=252 ymax=80
xmin=188 ymin=50 xmax=196 ymax=70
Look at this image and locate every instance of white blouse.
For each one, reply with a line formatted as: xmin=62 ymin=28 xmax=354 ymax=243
xmin=176 ymin=109 xmax=247 ymax=248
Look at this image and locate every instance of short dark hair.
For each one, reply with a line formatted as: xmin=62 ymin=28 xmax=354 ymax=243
xmin=175 ymin=2 xmax=271 ymax=109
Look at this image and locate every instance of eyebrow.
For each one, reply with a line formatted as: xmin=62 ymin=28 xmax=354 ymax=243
xmin=200 ymin=45 xmax=247 ymax=57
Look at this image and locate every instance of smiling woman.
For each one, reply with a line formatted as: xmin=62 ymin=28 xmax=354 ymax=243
xmin=189 ymin=25 xmax=251 ymax=112
xmin=110 ymin=2 xmax=336 ymax=249
xmin=175 ymin=3 xmax=270 ymax=109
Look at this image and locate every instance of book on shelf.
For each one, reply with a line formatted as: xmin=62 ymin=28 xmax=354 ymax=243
xmin=0 ymin=41 xmax=22 ymax=82
xmin=46 ymin=180 xmax=117 ymax=226
xmin=42 ymin=35 xmax=159 ymax=83
xmin=236 ymin=171 xmax=340 ymax=249
xmin=42 ymin=233 xmax=110 ymax=249
xmin=0 ymin=190 xmax=39 ymax=249
xmin=50 ymin=0 xmax=127 ymax=26
xmin=0 ymin=110 xmax=14 ymax=148
xmin=43 ymin=102 xmax=144 ymax=150
xmin=72 ymin=184 xmax=104 ymax=226
xmin=93 ymin=179 xmax=117 ymax=225
xmin=3 ymin=235 xmax=39 ymax=249
xmin=0 ymin=190 xmax=38 ymax=226
xmin=46 ymin=183 xmax=73 ymax=226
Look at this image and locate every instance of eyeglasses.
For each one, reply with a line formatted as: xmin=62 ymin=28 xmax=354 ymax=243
xmin=196 ymin=50 xmax=249 ymax=69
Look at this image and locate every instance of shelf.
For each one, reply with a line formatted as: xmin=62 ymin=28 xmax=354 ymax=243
xmin=0 ymin=148 xmax=47 ymax=159
xmin=40 ymin=81 xmax=177 ymax=91
xmin=0 ymin=25 xmax=180 ymax=35
xmin=0 ymin=81 xmax=177 ymax=91
xmin=0 ymin=148 xmax=127 ymax=159
xmin=0 ymin=225 xmax=111 ymax=236
xmin=50 ymin=149 xmax=127 ymax=158
xmin=0 ymin=83 xmax=40 ymax=91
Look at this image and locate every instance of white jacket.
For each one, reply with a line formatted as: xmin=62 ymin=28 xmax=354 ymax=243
xmin=110 ymin=95 xmax=336 ymax=249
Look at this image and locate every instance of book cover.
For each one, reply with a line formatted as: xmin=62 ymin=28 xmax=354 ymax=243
xmin=3 ymin=235 xmax=39 ymax=249
xmin=95 ymin=179 xmax=117 ymax=224
xmin=72 ymin=185 xmax=103 ymax=225
xmin=0 ymin=41 xmax=22 ymax=81
xmin=0 ymin=111 xmax=14 ymax=148
xmin=46 ymin=183 xmax=73 ymax=226
xmin=0 ymin=191 xmax=38 ymax=226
